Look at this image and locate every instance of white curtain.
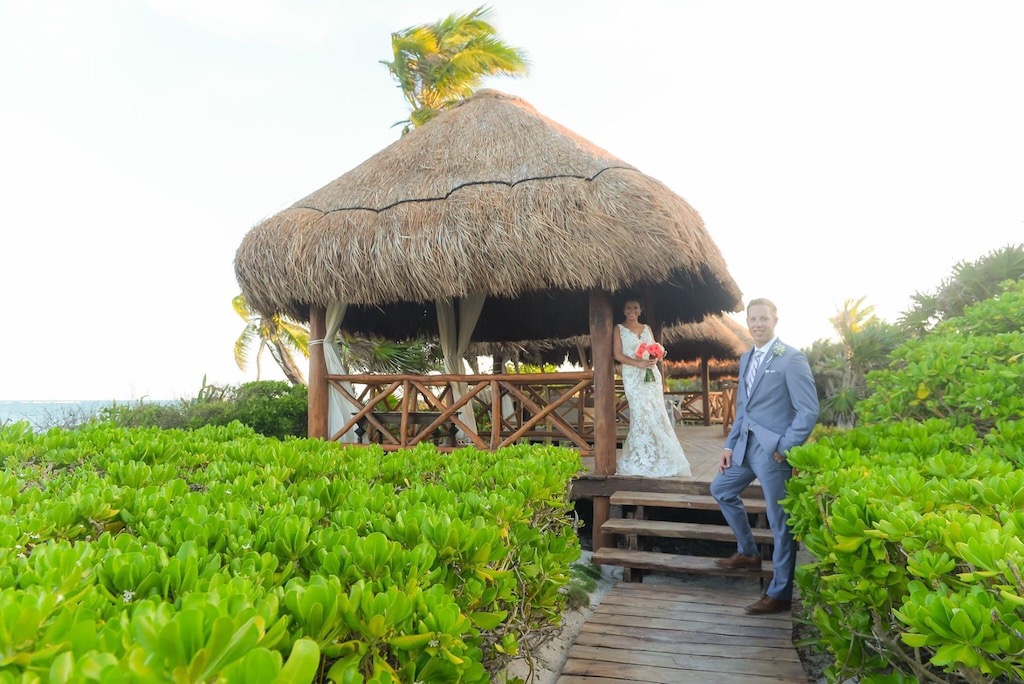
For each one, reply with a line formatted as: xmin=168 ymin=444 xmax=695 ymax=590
xmin=324 ymin=301 xmax=359 ymax=442
xmin=436 ymin=293 xmax=486 ymax=436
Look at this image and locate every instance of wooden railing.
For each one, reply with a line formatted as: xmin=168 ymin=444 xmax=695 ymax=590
xmin=328 ymin=372 xmax=624 ymax=456
xmin=666 ymin=389 xmax=736 ymax=427
xmin=327 ymin=373 xmax=735 ymax=452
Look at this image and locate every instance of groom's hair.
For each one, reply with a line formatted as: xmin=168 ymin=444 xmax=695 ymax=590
xmin=748 ymin=298 xmax=777 ymax=316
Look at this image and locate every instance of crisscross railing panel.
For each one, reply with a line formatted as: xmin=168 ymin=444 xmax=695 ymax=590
xmin=327 ymin=372 xmax=603 ymax=454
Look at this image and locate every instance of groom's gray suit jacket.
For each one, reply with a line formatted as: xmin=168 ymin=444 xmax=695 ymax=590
xmin=725 ymin=340 xmax=819 ymax=464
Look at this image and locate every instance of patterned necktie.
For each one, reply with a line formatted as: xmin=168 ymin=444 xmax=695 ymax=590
xmin=745 ymin=350 xmax=764 ymax=394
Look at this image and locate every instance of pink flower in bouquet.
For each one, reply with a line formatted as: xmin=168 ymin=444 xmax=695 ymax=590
xmin=635 ymin=342 xmax=666 ymax=382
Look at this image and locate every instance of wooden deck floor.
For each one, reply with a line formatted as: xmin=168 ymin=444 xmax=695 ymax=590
xmin=575 ymin=423 xmax=761 ymax=498
xmin=672 ymin=423 xmax=729 ymax=484
xmin=558 ymin=582 xmax=807 ymax=683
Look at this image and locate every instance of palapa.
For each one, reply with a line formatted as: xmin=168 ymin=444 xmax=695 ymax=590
xmin=235 ymin=89 xmax=742 ymax=342
xmin=661 ymin=315 xmax=752 ymax=379
xmin=662 ymin=314 xmax=752 ymax=361
xmin=480 ymin=314 xmax=752 ymax=369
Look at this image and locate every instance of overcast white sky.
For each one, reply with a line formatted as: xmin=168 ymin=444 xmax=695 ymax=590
xmin=1 ymin=0 xmax=1021 ymax=401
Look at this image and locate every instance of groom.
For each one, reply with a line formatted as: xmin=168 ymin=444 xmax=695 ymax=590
xmin=710 ymin=298 xmax=819 ymax=615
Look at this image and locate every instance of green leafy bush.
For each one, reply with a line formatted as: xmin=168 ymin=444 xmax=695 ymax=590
xmin=787 ymin=280 xmax=1024 ymax=682
xmin=101 ymin=381 xmax=308 ymax=439
xmin=858 ymin=279 xmax=1023 ymax=434
xmin=0 ymin=422 xmax=581 ymax=682
xmin=222 ymin=381 xmax=308 ymax=438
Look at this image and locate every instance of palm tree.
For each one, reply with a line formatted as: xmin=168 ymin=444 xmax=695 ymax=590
xmin=232 ymin=294 xmax=309 ymax=386
xmin=811 ymin=298 xmax=902 ymax=428
xmin=381 ymin=5 xmax=529 ymax=132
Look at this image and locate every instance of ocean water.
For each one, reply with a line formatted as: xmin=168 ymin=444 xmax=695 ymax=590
xmin=0 ymin=400 xmax=125 ymax=430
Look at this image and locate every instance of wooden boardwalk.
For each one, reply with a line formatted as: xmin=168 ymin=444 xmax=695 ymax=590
xmin=558 ymin=582 xmax=807 ymax=683
xmin=562 ymin=425 xmax=806 ymax=682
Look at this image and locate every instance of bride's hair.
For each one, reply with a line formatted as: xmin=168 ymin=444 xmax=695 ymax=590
xmin=620 ymin=291 xmax=644 ymax=309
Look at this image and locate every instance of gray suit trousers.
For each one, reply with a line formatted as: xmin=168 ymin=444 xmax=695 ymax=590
xmin=710 ymin=434 xmax=797 ymax=601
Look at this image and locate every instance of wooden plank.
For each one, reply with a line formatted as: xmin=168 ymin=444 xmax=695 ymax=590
xmin=574 ymin=631 xmax=801 ymax=663
xmin=585 ymin=611 xmax=788 ymax=641
xmin=589 ymin=605 xmax=792 ymax=638
xmin=577 ymin=621 xmax=794 ymax=650
xmin=611 ymin=581 xmax=768 ymax=606
xmin=610 ymin=490 xmax=769 ymax=513
xmin=560 ymin=658 xmax=802 ymax=684
xmin=592 ymin=548 xmax=774 ymax=579
xmin=572 ymin=476 xmax=715 ymax=499
xmin=596 ymin=593 xmax=791 ymax=627
xmin=566 ymin=644 xmax=807 ymax=679
xmin=601 ymin=518 xmax=775 ymax=544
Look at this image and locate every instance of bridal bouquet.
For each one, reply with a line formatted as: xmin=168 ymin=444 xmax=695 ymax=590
xmin=635 ymin=342 xmax=666 ymax=382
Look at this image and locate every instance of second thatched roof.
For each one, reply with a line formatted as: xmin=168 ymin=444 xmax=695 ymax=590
xmin=662 ymin=314 xmax=753 ymax=360
xmin=235 ymin=89 xmax=742 ymax=341
xmin=476 ymin=314 xmax=753 ymax=368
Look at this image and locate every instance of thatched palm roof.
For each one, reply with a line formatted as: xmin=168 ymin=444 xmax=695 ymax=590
xmin=235 ymin=89 xmax=742 ymax=341
xmin=663 ymin=358 xmax=740 ymax=380
xmin=479 ymin=314 xmax=753 ymax=368
xmin=662 ymin=315 xmax=751 ymax=379
xmin=663 ymin=314 xmax=752 ymax=361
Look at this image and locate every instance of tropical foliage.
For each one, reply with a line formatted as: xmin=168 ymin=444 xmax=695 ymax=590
xmin=808 ymin=243 xmax=1023 ymax=428
xmin=787 ymin=279 xmax=1024 ymax=682
xmin=0 ymin=422 xmax=582 ymax=682
xmin=337 ymin=334 xmax=441 ymax=375
xmin=899 ymin=242 xmax=1024 ymax=337
xmin=806 ymin=298 xmax=902 ymax=428
xmin=381 ymin=5 xmax=529 ymax=132
xmin=100 ymin=381 xmax=309 ymax=439
xmin=233 ymin=294 xmax=309 ymax=386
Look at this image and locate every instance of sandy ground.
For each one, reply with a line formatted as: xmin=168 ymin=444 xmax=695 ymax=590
xmin=496 ymin=548 xmax=833 ymax=684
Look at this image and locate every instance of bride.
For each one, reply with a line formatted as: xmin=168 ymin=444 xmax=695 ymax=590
xmin=612 ymin=298 xmax=691 ymax=478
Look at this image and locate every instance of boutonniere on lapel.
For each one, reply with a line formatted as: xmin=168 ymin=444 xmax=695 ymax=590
xmin=772 ymin=342 xmax=786 ymax=357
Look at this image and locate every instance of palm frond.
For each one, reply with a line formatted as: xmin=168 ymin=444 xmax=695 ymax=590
xmin=234 ymin=323 xmax=259 ymax=370
xmin=232 ymin=293 xmax=250 ymax=320
xmin=277 ymin=319 xmax=311 ymax=357
xmin=383 ymin=4 xmax=527 ymax=130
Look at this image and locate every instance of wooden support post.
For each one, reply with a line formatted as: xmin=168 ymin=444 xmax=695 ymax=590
xmin=701 ymin=357 xmax=712 ymax=426
xmin=589 ymin=289 xmax=616 ymax=552
xmin=490 ymin=379 xmax=501 ymax=451
xmin=308 ymin=306 xmax=328 ymax=440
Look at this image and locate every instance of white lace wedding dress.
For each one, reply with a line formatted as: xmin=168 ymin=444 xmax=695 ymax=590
xmin=616 ymin=324 xmax=691 ymax=478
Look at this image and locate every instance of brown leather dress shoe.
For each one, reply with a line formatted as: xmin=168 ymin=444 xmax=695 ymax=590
xmin=713 ymin=552 xmax=762 ymax=571
xmin=745 ymin=594 xmax=792 ymax=615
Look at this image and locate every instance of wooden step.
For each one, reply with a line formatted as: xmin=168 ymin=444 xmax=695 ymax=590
xmin=601 ymin=518 xmax=775 ymax=545
xmin=610 ymin=490 xmax=768 ymax=514
xmin=593 ymin=548 xmax=774 ymax=580
xmin=572 ymin=475 xmax=731 ymax=499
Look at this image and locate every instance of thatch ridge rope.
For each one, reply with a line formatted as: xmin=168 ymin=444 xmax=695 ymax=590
xmin=294 ymin=166 xmax=634 ymax=215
